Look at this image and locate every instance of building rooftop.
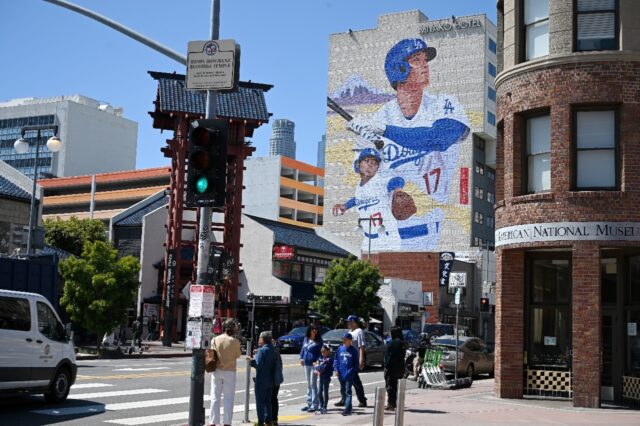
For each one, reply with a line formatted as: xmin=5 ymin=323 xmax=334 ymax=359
xmin=0 ymin=174 xmax=31 ymax=202
xmin=38 ymin=166 xmax=170 ymax=189
xmin=148 ymin=71 xmax=272 ymax=129
xmin=248 ymin=215 xmax=349 ymax=257
xmin=113 ymin=192 xmax=168 ymax=226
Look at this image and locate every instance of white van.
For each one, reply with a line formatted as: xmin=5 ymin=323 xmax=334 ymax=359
xmin=0 ymin=289 xmax=77 ymax=402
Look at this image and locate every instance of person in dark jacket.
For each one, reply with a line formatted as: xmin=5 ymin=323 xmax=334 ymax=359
xmin=384 ymin=327 xmax=405 ymax=410
xmin=299 ymin=325 xmax=323 ymax=412
xmin=249 ymin=331 xmax=277 ymax=426
xmin=314 ymin=345 xmax=334 ymax=414
xmin=271 ymin=346 xmax=284 ymax=426
xmin=333 ymin=332 xmax=359 ymax=416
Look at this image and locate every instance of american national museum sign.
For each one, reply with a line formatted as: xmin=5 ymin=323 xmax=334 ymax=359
xmin=495 ymin=222 xmax=640 ymax=247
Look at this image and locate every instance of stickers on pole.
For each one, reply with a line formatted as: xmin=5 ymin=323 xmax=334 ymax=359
xmin=188 ymin=285 xmax=215 ymax=318
xmin=454 ymin=288 xmax=461 ymax=306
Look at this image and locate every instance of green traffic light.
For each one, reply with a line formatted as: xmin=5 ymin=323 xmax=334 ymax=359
xmin=196 ymin=176 xmax=209 ymax=193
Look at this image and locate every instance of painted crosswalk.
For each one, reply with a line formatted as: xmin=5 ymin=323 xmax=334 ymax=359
xmin=27 ymin=376 xmax=385 ymax=425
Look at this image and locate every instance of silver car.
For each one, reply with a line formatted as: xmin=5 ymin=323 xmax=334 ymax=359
xmin=432 ymin=336 xmax=494 ymax=380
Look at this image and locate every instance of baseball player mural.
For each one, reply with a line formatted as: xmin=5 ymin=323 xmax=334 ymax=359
xmin=329 ymin=38 xmax=471 ymax=253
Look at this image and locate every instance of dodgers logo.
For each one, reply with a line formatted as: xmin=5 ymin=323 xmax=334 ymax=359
xmin=443 ymin=99 xmax=454 ymax=114
xmin=357 ymin=196 xmax=380 ymax=211
xmin=383 ymin=143 xmax=426 ymax=170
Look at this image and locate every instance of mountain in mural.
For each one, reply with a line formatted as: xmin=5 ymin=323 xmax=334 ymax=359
xmin=329 ymin=75 xmax=394 ymax=106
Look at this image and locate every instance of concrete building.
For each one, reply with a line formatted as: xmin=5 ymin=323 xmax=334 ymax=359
xmin=495 ymin=0 xmax=640 ymax=407
xmin=38 ymin=167 xmax=169 ymax=224
xmin=0 ymin=159 xmax=41 ymax=255
xmin=0 ymin=95 xmax=138 ymax=179
xmin=325 ymin=10 xmax=498 ymax=337
xmin=268 ymin=118 xmax=296 ymax=159
xmin=243 ymin=156 xmax=324 ymax=228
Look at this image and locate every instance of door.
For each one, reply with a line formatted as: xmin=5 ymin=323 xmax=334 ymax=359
xmin=600 ymin=310 xmax=619 ymax=401
xmin=0 ymin=295 xmax=39 ymax=389
xmin=33 ymin=301 xmax=65 ymax=386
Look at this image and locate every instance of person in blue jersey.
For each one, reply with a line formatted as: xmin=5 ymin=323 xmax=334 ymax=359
xmin=314 ymin=344 xmax=334 ymax=415
xmin=333 ymin=332 xmax=359 ymax=416
xmin=299 ymin=324 xmax=323 ymax=412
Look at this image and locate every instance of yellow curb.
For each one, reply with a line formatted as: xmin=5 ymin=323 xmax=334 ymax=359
xmin=278 ymin=414 xmax=315 ymax=422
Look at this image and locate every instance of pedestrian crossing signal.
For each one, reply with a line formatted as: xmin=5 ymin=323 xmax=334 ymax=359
xmin=480 ymin=297 xmax=489 ymax=312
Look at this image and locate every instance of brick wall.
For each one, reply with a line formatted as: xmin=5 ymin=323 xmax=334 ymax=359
xmin=368 ymin=252 xmax=440 ymax=320
xmin=495 ymin=248 xmax=524 ymax=398
xmin=572 ymin=243 xmax=601 ymax=408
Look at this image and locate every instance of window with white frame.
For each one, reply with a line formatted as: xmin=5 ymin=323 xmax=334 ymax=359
xmin=524 ymin=0 xmax=549 ymax=60
xmin=474 ymin=211 xmax=484 ymax=225
xmin=526 ymin=114 xmax=551 ymax=193
xmin=576 ymin=0 xmax=617 ymax=51
xmin=575 ymin=109 xmax=617 ymax=189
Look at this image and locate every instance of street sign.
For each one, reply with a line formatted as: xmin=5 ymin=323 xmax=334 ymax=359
xmin=449 ymin=272 xmax=467 ymax=288
xmin=455 ymin=288 xmax=461 ymax=305
xmin=186 ymin=40 xmax=238 ymax=91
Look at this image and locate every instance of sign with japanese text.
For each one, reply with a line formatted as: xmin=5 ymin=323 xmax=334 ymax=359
xmin=186 ymin=40 xmax=238 ymax=91
xmin=439 ymin=252 xmax=455 ymax=287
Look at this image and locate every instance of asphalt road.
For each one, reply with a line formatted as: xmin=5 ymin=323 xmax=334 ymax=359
xmin=0 ymin=354 xmax=396 ymax=425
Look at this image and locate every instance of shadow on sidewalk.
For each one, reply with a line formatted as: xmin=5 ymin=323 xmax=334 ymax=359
xmin=405 ymin=408 xmax=448 ymax=414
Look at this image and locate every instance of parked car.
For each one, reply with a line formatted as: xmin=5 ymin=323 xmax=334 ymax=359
xmin=322 ymin=328 xmax=385 ymax=368
xmin=431 ymin=335 xmax=494 ymax=380
xmin=422 ymin=323 xmax=472 ymax=342
xmin=0 ymin=290 xmax=77 ymax=402
xmin=383 ymin=329 xmax=421 ymax=348
xmin=276 ymin=326 xmax=330 ymax=353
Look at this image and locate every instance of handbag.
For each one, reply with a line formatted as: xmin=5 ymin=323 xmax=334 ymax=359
xmin=205 ymin=340 xmax=218 ymax=373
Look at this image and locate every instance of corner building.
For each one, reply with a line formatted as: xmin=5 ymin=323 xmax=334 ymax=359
xmin=495 ymin=0 xmax=640 ymax=407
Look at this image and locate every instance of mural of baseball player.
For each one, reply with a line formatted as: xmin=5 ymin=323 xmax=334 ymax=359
xmin=330 ymin=38 xmax=470 ymax=252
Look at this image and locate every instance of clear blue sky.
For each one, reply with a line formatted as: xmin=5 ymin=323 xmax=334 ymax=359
xmin=0 ymin=0 xmax=496 ymax=169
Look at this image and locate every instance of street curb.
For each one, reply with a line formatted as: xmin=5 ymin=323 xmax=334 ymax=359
xmin=76 ymin=351 xmax=192 ymax=360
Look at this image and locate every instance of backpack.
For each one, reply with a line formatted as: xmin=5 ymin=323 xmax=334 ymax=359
xmin=273 ymin=349 xmax=284 ymax=385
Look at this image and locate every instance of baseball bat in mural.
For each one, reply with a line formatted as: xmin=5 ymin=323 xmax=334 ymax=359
xmin=327 ymin=96 xmax=384 ymax=150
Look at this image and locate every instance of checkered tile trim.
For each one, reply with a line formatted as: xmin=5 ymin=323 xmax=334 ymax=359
xmin=525 ymin=369 xmax=572 ymax=398
xmin=623 ymin=376 xmax=640 ymax=402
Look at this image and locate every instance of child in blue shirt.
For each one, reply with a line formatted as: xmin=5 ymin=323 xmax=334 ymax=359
xmin=314 ymin=345 xmax=334 ymax=414
xmin=333 ymin=332 xmax=359 ymax=416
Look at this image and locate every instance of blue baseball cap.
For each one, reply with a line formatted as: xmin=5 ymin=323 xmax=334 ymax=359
xmin=347 ymin=315 xmax=359 ymax=322
xmin=343 ymin=332 xmax=353 ymax=340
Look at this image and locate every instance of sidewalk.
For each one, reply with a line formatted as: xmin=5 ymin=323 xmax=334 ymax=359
xmin=76 ymin=340 xmax=190 ymax=360
xmin=267 ymin=380 xmax=640 ymax=425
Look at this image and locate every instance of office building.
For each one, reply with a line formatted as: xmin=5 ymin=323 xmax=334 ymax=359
xmin=0 ymin=95 xmax=138 ymax=179
xmin=325 ymin=10 xmax=498 ymax=336
xmin=268 ymin=118 xmax=296 ymax=159
xmin=243 ymin=156 xmax=324 ymax=228
xmin=495 ymin=0 xmax=640 ymax=407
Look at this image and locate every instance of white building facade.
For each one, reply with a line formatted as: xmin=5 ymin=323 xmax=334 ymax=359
xmin=0 ymin=95 xmax=138 ymax=178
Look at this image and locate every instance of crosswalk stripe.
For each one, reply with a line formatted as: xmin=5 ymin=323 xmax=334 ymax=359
xmin=68 ymin=388 xmax=167 ymax=399
xmin=113 ymin=367 xmax=170 ymax=372
xmin=70 ymin=383 xmax=114 ymax=389
xmin=105 ymin=405 xmax=256 ymax=425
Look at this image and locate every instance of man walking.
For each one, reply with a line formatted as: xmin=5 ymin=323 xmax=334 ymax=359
xmin=384 ymin=327 xmax=405 ymax=411
xmin=335 ymin=315 xmax=367 ymax=407
xmin=209 ymin=319 xmax=242 ymax=426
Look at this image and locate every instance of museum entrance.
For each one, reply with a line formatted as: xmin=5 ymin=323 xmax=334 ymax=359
xmin=524 ymin=253 xmax=572 ymax=398
xmin=600 ymin=254 xmax=640 ymax=406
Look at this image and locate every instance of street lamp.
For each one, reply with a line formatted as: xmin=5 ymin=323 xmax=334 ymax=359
xmin=14 ymin=125 xmax=62 ymax=255
xmin=356 ymin=217 xmax=385 ymax=260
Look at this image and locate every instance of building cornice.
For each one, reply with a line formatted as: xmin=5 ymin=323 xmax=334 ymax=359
xmin=496 ymin=51 xmax=640 ymax=88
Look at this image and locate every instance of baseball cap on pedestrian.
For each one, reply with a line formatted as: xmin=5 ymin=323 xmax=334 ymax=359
xmin=343 ymin=332 xmax=353 ymax=340
xmin=347 ymin=315 xmax=359 ymax=322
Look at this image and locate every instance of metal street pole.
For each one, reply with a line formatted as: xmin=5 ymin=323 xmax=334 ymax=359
xmin=454 ymin=288 xmax=460 ymax=381
xmin=25 ymin=130 xmax=42 ymax=256
xmin=189 ymin=2 xmax=219 ymax=425
xmin=368 ymin=219 xmax=372 ymax=259
xmin=243 ymin=296 xmax=254 ymax=422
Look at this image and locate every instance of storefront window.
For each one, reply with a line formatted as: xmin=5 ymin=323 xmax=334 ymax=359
xmin=303 ymin=264 xmax=313 ymax=282
xmin=628 ymin=256 xmax=640 ymax=305
xmin=272 ymin=261 xmax=291 ymax=279
xmin=527 ymin=257 xmax=572 ymax=368
xmin=601 ymin=258 xmax=617 ymax=305
xmin=627 ymin=310 xmax=640 ymax=371
xmin=315 ymin=266 xmax=327 ymax=283
xmin=290 ymin=263 xmax=302 ymax=281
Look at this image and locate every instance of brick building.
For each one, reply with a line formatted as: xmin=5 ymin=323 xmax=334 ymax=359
xmin=495 ymin=0 xmax=640 ymax=407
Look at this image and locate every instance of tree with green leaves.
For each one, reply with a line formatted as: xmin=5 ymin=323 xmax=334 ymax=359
xmin=310 ymin=256 xmax=382 ymax=327
xmin=59 ymin=240 xmax=140 ymax=352
xmin=44 ymin=216 xmax=107 ymax=257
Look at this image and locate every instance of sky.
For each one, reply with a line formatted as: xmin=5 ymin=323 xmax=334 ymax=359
xmin=0 ymin=0 xmax=497 ymax=170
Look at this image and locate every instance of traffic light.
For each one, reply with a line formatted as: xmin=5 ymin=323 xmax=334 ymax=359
xmin=186 ymin=119 xmax=228 ymax=208
xmin=480 ymin=297 xmax=490 ymax=312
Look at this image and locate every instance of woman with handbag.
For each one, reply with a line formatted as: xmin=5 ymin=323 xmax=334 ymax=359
xmin=208 ymin=319 xmax=242 ymax=426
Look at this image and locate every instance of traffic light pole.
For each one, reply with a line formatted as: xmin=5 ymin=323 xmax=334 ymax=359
xmin=189 ymin=1 xmax=219 ymax=425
